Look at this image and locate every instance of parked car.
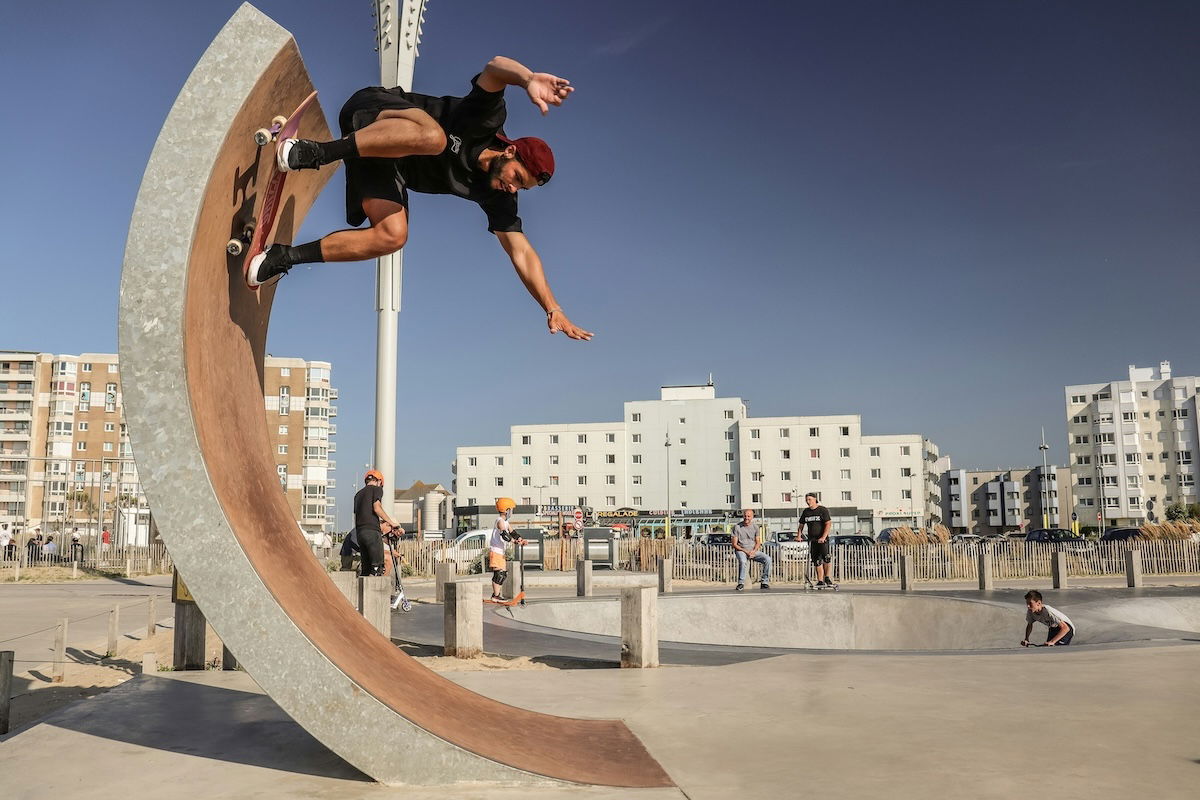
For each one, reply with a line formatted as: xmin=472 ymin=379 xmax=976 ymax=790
xmin=1027 ymin=527 xmax=1094 ymax=553
xmin=1100 ymin=527 xmax=1145 ymax=542
xmin=699 ymin=532 xmax=733 ymax=550
xmin=768 ymin=530 xmax=810 ymax=562
xmin=830 ymin=535 xmax=874 ymax=548
xmin=950 ymin=534 xmax=985 ymax=546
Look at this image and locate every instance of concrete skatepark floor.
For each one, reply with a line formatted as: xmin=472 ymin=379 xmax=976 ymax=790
xmin=1 ymin=584 xmax=1198 ymax=799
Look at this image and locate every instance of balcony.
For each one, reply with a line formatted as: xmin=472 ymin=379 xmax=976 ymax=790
xmin=326 ymin=478 xmax=336 ymax=489
xmin=328 ymin=423 xmax=336 ymax=435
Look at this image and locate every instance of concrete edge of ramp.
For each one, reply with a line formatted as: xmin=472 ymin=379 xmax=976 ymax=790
xmin=117 ymin=3 xmax=671 ymax=788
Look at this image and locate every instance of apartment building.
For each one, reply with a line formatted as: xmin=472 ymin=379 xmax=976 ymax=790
xmin=940 ymin=465 xmax=1073 ymax=535
xmin=1065 ymin=361 xmax=1198 ymax=528
xmin=453 ymin=383 xmax=943 ymax=536
xmin=0 ymin=350 xmax=337 ymax=539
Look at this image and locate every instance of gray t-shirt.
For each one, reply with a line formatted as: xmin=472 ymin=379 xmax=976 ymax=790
xmin=1027 ymin=604 xmax=1073 ymax=630
xmin=732 ymin=522 xmax=760 ymax=552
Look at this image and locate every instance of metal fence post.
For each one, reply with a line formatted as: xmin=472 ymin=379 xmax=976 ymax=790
xmin=0 ymin=650 xmax=14 ymax=734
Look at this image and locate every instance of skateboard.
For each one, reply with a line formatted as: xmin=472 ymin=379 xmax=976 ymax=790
xmin=226 ymin=90 xmax=319 ymax=289
xmin=484 ymin=592 xmax=526 ymax=607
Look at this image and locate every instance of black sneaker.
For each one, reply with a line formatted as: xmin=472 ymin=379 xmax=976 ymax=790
xmin=277 ymin=138 xmax=323 ymax=172
xmin=735 ymin=583 xmax=745 ymax=592
xmin=760 ymin=582 xmax=771 ymax=590
xmin=823 ymin=578 xmax=836 ymax=587
xmin=246 ymin=245 xmax=292 ymax=288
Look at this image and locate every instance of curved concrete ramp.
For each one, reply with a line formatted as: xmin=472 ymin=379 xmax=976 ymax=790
xmin=117 ymin=4 xmax=671 ymax=788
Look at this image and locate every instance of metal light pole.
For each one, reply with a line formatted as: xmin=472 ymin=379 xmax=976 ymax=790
xmin=1038 ymin=427 xmax=1051 ymax=528
xmin=371 ymin=1 xmax=429 ymax=519
xmin=664 ymin=430 xmax=672 ymax=539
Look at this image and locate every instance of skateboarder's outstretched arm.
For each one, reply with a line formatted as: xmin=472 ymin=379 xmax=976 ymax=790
xmin=496 ymin=230 xmax=593 ymax=341
xmin=477 ymin=56 xmax=573 ymax=114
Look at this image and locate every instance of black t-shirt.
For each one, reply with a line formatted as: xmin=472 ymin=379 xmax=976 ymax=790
xmin=801 ymin=505 xmax=831 ymax=540
xmin=353 ymin=485 xmax=383 ymax=531
xmin=392 ymin=75 xmax=522 ymax=233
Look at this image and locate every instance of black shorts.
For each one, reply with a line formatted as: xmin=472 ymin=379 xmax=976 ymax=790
xmin=338 ymin=87 xmax=420 ymax=226
xmin=1048 ymin=624 xmax=1074 ymax=646
xmin=809 ymin=540 xmax=831 ymax=565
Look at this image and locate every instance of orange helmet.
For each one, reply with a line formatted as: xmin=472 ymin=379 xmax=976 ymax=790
xmin=364 ymin=470 xmax=384 ymax=485
xmin=496 ymin=497 xmax=516 ymax=514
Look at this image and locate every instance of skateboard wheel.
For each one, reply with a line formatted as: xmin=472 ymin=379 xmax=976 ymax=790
xmin=253 ymin=128 xmax=272 ymax=146
xmin=271 ymin=115 xmax=288 ymax=129
xmin=226 ymin=238 xmax=244 ymax=256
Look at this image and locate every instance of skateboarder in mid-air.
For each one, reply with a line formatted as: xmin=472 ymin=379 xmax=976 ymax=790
xmin=488 ymin=498 xmax=528 ymax=603
xmin=248 ymin=55 xmax=592 ymax=341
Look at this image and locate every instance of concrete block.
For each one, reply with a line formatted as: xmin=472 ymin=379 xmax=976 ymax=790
xmin=53 ymin=618 xmax=68 ymax=682
xmin=1125 ymin=549 xmax=1143 ymax=588
xmin=620 ymin=586 xmax=658 ymax=668
xmin=977 ymin=550 xmax=994 ymax=591
xmin=435 ymin=560 xmax=458 ymax=603
xmin=657 ymin=557 xmax=673 ymax=594
xmin=173 ymin=602 xmax=207 ymax=670
xmin=329 ymin=571 xmax=357 ymax=607
xmin=146 ymin=595 xmax=157 ymax=638
xmin=1 ymin=649 xmax=13 ymax=734
xmin=142 ymin=651 xmax=157 ymax=674
xmin=576 ymin=559 xmax=593 ymax=597
xmin=1052 ymin=551 xmax=1068 ymax=589
xmin=359 ymin=576 xmax=391 ymax=638
xmin=898 ymin=554 xmax=912 ymax=591
xmin=444 ymin=579 xmax=482 ymax=659
xmin=107 ymin=604 xmax=120 ymax=657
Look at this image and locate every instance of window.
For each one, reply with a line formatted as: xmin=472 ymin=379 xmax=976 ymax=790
xmin=105 ymin=383 xmax=117 ymax=412
xmin=1099 ymin=454 xmax=1116 ymax=465
xmin=1178 ymin=451 xmax=1193 ymax=465
xmin=679 ymin=458 xmax=687 ymax=466
xmin=1080 ymin=498 xmax=1094 ymax=507
xmin=632 ymin=455 xmax=642 ymax=464
xmin=679 ymin=479 xmax=687 ymax=487
xmin=870 ymin=468 xmax=881 ymax=479
xmin=810 ymin=449 xmax=820 ymax=458
xmin=631 ymin=413 xmax=641 ymax=422
xmin=521 ymin=435 xmax=531 ymax=445
xmin=839 ymin=448 xmax=850 ymax=458
xmin=1122 ymin=412 xmax=1136 ymax=422
xmin=1100 ymin=475 xmax=1118 ymax=486
xmin=901 ymin=489 xmax=912 ymax=499
xmin=1125 ymin=453 xmax=1141 ymax=464
xmin=840 ymin=469 xmax=851 ymax=480
xmin=901 ymin=467 xmax=912 ymax=477
xmin=726 ymin=494 xmax=736 ymax=503
xmin=606 ymin=496 xmax=616 ymax=506
xmin=781 ymin=450 xmax=791 ymax=459
xmin=103 ymin=442 xmax=113 ymax=452
xmin=811 ymin=470 xmax=821 ymax=480
xmin=276 ymin=464 xmax=287 ymax=487
xmin=548 ymin=497 xmax=558 ymax=505
xmin=780 ymin=471 xmax=791 ymax=481
xmin=606 ymin=454 xmax=616 ymax=464
xmin=77 ymin=422 xmax=88 ymax=431
xmin=522 ymin=497 xmax=532 ymax=505
xmin=751 ymin=471 xmax=763 ymax=481
xmin=1076 ymin=455 xmax=1092 ymax=465
xmin=869 ymin=446 xmax=880 ymax=457
xmin=1074 ymin=435 xmax=1089 ymax=445
xmin=842 ymin=491 xmax=852 ymax=501
xmin=578 ymin=476 xmax=587 ymax=485
xmin=632 ymin=475 xmax=642 ymax=485
xmin=578 ymin=434 xmax=587 ymax=444
xmin=76 ymin=442 xmax=86 ymax=451
xmin=81 ymin=362 xmax=92 ymax=373
xmin=779 ymin=428 xmax=790 ymax=438
xmin=606 ymin=475 xmax=616 ymax=485
xmin=277 ymin=444 xmax=288 ymax=454
xmin=550 ymin=435 xmax=558 ymax=444
xmin=751 ymin=493 xmax=761 ymax=504
xmin=840 ymin=426 xmax=850 ymax=436
xmin=901 ymin=446 xmax=911 ymax=456
xmin=1077 ymin=477 xmax=1093 ymax=486
xmin=606 ymin=433 xmax=615 ymax=443
xmin=633 ymin=496 xmax=642 ymax=506
xmin=278 ymin=386 xmax=290 ymax=416
xmin=549 ymin=455 xmax=559 ymax=465
xmin=578 ymin=455 xmax=587 ymax=465
xmin=782 ymin=492 xmax=792 ymax=503
xmin=1103 ymin=497 xmax=1119 ymax=508
xmin=871 ymin=490 xmax=882 ymax=501
xmin=679 ymin=417 xmax=686 ymax=424
xmin=726 ymin=473 xmax=735 ymax=482
xmin=725 ymin=431 xmax=735 ymax=440
xmin=467 ymin=477 xmax=477 ymax=487
xmin=521 ymin=456 xmax=531 ymax=465
xmin=468 ymin=457 xmax=477 ymax=467
xmin=1096 ymin=433 xmax=1114 ymax=444
xmin=725 ymin=410 xmax=734 ymax=419
xmin=632 ymin=434 xmax=642 ymax=443
xmin=750 ymin=429 xmax=760 ymax=439
xmin=1174 ymin=409 xmax=1190 ymax=419
xmin=1072 ymin=415 xmax=1089 ymax=424
xmin=1070 ymin=394 xmax=1087 ymax=404
xmin=549 ymin=476 xmax=559 ymax=485
xmin=724 ymin=452 xmax=735 ymax=461
xmin=78 ymin=382 xmax=91 ymax=411
xmin=751 ymin=450 xmax=761 ymax=460
xmin=521 ymin=477 xmax=530 ymax=486
xmin=496 ymin=456 xmax=504 ymax=466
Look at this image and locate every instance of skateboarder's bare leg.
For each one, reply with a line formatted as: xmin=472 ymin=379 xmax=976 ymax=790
xmin=353 ymin=109 xmax=446 ymax=159
xmin=318 ymin=198 xmax=409 ymax=261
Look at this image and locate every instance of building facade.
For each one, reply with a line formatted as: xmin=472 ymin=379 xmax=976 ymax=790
xmin=1065 ymin=361 xmax=1197 ymax=528
xmin=0 ymin=351 xmax=337 ymax=540
xmin=452 ymin=383 xmax=943 ymax=536
xmin=940 ymin=465 xmax=1072 ymax=535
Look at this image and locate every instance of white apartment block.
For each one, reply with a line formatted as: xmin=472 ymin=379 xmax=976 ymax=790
xmin=453 ymin=383 xmax=943 ymax=536
xmin=1066 ymin=361 xmax=1198 ymax=528
xmin=0 ymin=350 xmax=338 ymax=538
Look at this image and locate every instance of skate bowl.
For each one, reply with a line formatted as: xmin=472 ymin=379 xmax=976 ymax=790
xmin=117 ymin=4 xmax=670 ymax=789
xmin=504 ymin=592 xmax=1200 ymax=651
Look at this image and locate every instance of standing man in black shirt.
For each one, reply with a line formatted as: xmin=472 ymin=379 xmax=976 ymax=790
xmin=353 ymin=470 xmax=399 ymax=577
xmin=800 ymin=492 xmax=835 ymax=588
xmin=247 ymin=55 xmax=592 ymax=342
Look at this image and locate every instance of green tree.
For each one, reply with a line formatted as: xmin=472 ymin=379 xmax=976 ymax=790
xmin=1165 ymin=502 xmax=1187 ymax=521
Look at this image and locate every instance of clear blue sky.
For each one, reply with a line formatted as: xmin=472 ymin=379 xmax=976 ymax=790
xmin=2 ymin=1 xmax=1197 ymax=528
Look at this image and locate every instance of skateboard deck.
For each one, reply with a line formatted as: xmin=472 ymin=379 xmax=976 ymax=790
xmin=485 ymin=592 xmax=525 ymax=607
xmin=227 ymin=90 xmax=319 ymax=289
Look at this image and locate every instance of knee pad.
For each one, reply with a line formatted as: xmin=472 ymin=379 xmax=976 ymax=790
xmin=492 ymin=569 xmax=508 ymax=586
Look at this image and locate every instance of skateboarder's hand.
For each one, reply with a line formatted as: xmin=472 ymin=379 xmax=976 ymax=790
xmin=526 ymin=72 xmax=573 ymax=115
xmin=548 ymin=309 xmax=593 ymax=341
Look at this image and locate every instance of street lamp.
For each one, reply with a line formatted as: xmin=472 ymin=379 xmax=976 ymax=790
xmin=533 ymin=484 xmax=547 ymax=518
xmin=791 ymin=486 xmax=800 ymax=530
xmin=664 ymin=430 xmax=672 ymax=540
xmin=1038 ymin=427 xmax=1051 ymax=529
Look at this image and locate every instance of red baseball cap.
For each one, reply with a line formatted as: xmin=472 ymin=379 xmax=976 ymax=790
xmin=496 ymin=134 xmax=555 ymax=184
